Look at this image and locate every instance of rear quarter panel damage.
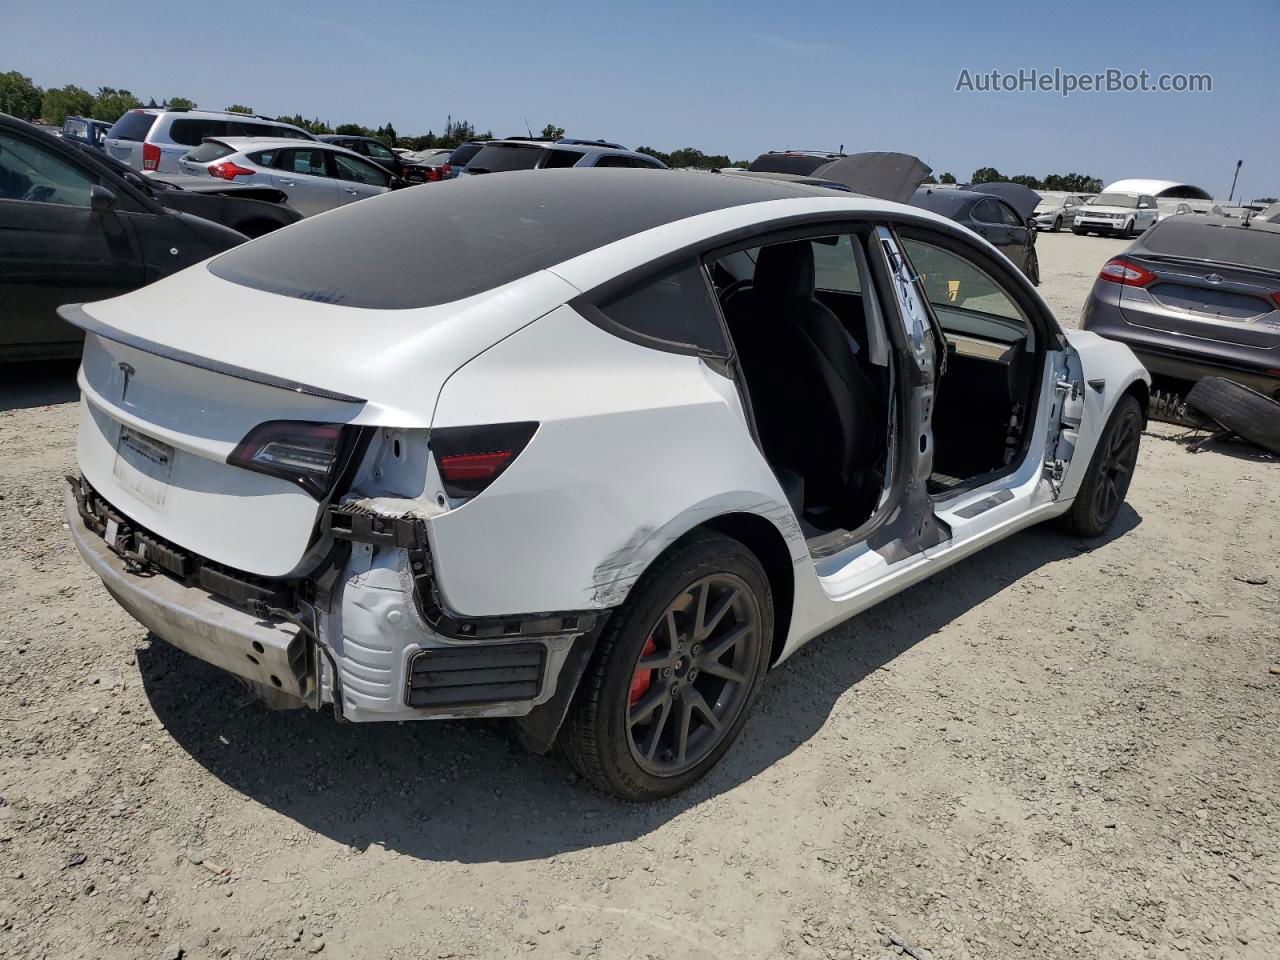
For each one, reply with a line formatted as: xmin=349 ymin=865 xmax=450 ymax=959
xmin=426 ymin=304 xmax=808 ymax=618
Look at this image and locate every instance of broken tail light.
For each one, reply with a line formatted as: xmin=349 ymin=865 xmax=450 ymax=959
xmin=1099 ymin=258 xmax=1157 ymax=287
xmin=228 ymin=421 xmax=351 ymax=498
xmin=429 ymin=422 xmax=537 ymax=500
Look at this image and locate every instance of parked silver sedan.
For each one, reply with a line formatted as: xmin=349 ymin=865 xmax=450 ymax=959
xmin=177 ymin=137 xmax=403 ymax=216
xmin=1030 ymin=194 xmax=1089 ymax=232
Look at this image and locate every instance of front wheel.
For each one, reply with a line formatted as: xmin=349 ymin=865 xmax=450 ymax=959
xmin=561 ymin=531 xmax=773 ymax=800
xmin=1026 ymin=246 xmax=1040 ymax=286
xmin=1052 ymin=216 xmax=1062 ymax=232
xmin=1059 ymin=395 xmax=1143 ymax=537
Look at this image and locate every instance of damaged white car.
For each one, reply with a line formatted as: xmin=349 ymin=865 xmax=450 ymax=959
xmin=62 ymin=170 xmax=1149 ymax=800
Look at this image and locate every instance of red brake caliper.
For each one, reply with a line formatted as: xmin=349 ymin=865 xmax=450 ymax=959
xmin=629 ymin=636 xmax=658 ymax=706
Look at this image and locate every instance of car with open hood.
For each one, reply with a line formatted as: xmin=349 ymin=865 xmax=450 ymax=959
xmin=61 ymin=169 xmax=1148 ymax=799
xmin=1081 ymin=213 xmax=1280 ymax=398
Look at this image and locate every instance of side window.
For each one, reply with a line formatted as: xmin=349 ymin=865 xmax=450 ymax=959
xmin=899 ymin=235 xmax=1029 ymax=344
xmin=972 ymin=199 xmax=1003 ymax=224
xmin=0 ymin=133 xmax=95 ymax=207
xmin=594 ymin=154 xmax=634 ymax=168
xmin=596 ymin=261 xmax=728 ymax=354
xmin=249 ymin=149 xmax=278 ymax=167
xmin=332 ymin=153 xmax=389 ymax=186
xmin=1064 ymin=196 xmax=1078 ymax=208
xmin=280 ymin=148 xmax=328 ymax=177
xmin=365 ymin=141 xmax=395 ymax=161
xmin=810 ymin=235 xmax=862 ymax=293
xmin=168 ymin=119 xmax=230 ymax=146
xmin=542 ymin=149 xmax=585 ymax=169
xmin=998 ymin=202 xmax=1023 ymax=226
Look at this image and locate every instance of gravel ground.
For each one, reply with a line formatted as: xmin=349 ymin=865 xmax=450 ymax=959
xmin=1 ymin=232 xmax=1277 ymax=960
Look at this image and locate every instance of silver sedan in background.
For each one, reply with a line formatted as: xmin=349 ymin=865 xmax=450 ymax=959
xmin=1030 ymin=193 xmax=1090 ymax=232
xmin=177 ymin=137 xmax=404 ymax=216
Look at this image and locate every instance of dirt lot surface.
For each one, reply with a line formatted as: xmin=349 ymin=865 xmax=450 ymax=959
xmin=2 ymin=233 xmax=1277 ymax=960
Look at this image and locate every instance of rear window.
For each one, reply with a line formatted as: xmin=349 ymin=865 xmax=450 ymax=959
xmin=749 ymin=153 xmax=834 ymax=175
xmin=207 ymin=169 xmax=800 ymax=309
xmin=446 ymin=142 xmax=484 ymax=168
xmin=168 ymin=118 xmax=309 ymax=146
xmin=466 ymin=144 xmax=544 ymax=174
xmin=1142 ymin=219 xmax=1280 ymax=272
xmin=107 ymin=111 xmax=157 ymax=143
xmin=184 ymin=141 xmax=234 ymax=163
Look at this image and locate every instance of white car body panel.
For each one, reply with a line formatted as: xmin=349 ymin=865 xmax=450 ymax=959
xmin=63 ymin=177 xmax=1149 ymax=741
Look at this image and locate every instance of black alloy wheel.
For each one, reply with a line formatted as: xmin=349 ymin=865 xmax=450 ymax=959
xmin=625 ymin=573 xmax=762 ymax=776
xmin=1060 ymin=395 xmax=1143 ymax=537
xmin=560 ymin=531 xmax=773 ymax=801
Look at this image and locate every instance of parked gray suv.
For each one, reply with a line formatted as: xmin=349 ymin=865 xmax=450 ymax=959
xmin=104 ymin=108 xmax=316 ymax=175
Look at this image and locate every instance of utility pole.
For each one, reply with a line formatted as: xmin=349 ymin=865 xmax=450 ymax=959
xmin=1228 ymin=160 xmax=1243 ymax=202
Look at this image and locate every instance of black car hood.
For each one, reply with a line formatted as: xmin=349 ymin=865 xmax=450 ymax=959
xmin=968 ymin=182 xmax=1042 ymax=221
xmin=809 ymin=152 xmax=932 ymax=204
xmin=149 ymin=174 xmax=291 ymax=205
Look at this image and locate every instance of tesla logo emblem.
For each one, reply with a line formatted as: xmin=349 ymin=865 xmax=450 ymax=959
xmin=1205 ymin=274 xmax=1223 ymax=283
xmin=118 ymin=362 xmax=135 ymax=402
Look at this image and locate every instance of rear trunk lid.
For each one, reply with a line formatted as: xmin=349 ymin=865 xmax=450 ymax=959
xmin=103 ymin=110 xmax=158 ymax=170
xmin=1119 ymin=253 xmax=1280 ymax=349
xmin=67 ymin=261 xmax=576 ymax=576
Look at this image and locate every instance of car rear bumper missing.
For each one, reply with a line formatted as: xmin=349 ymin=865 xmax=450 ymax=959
xmin=65 ymin=485 xmax=310 ymax=699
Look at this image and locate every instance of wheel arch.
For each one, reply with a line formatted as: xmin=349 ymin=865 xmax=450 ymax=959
xmin=701 ymin=512 xmax=796 ymax=668
xmin=1122 ymin=377 xmax=1150 ymax=424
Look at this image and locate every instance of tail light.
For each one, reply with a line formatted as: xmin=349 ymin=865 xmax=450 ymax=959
xmin=1099 ymin=258 xmax=1157 ymax=287
xmin=1271 ymin=292 xmax=1280 ymax=308
xmin=429 ymin=422 xmax=537 ymax=501
xmin=208 ymin=161 xmax=256 ymax=181
xmin=228 ymin=421 xmax=351 ymax=498
xmin=142 ymin=142 xmax=161 ymax=171
xmin=440 ymin=163 xmax=452 ymax=179
xmin=426 ymin=167 xmax=442 ymax=182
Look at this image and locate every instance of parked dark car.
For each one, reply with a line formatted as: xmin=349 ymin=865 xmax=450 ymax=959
xmin=910 ymin=186 xmax=1040 ymax=285
xmin=0 ymin=113 xmax=250 ymax=361
xmin=73 ymin=143 xmax=303 ymax=238
xmin=440 ymin=140 xmax=486 ymax=178
xmin=318 ymin=135 xmax=404 ymax=176
xmin=748 ymin=150 xmax=846 ymax=175
xmin=1081 ymin=214 xmax=1280 ymax=398
xmin=398 ymin=147 xmax=452 ymax=183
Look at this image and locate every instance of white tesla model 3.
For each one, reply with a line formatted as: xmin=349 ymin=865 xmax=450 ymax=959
xmin=62 ymin=170 xmax=1148 ymax=800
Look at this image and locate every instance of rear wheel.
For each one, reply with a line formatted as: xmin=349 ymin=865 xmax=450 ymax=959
xmin=1060 ymin=395 xmax=1142 ymax=537
xmin=561 ymin=531 xmax=773 ymax=801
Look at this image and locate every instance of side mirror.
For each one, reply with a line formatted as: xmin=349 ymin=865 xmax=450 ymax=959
xmin=388 ymin=176 xmax=410 ymax=190
xmin=90 ymin=184 xmax=117 ymax=213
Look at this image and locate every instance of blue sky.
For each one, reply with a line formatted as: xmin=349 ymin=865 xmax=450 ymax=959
xmin=4 ymin=0 xmax=1276 ymax=197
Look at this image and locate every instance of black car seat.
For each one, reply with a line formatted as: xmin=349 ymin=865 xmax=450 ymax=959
xmin=727 ymin=241 xmax=885 ymax=526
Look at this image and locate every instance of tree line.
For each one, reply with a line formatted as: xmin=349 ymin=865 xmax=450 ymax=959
xmin=3 ymin=69 xmax=1105 ymax=184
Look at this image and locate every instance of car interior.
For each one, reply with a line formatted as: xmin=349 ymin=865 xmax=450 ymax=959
xmin=709 ymin=230 xmax=1038 ymax=538
xmin=899 ymin=235 xmax=1038 ymax=493
xmin=709 ymin=234 xmax=893 ymax=536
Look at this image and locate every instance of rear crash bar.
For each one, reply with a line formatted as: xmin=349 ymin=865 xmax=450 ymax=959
xmin=320 ymin=502 xmax=601 ymax=642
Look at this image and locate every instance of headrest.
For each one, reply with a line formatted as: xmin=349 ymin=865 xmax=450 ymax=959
xmin=752 ymin=241 xmax=815 ymax=303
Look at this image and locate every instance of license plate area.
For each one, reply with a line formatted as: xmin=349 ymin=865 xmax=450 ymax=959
xmin=113 ymin=426 xmax=175 ymax=509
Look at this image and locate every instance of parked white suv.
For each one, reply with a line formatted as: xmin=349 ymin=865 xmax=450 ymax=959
xmin=103 ymin=109 xmax=316 ymax=175
xmin=1072 ymin=193 xmax=1160 ymax=238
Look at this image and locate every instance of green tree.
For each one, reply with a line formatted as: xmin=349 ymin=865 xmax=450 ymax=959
xmin=166 ymin=96 xmax=196 ymax=110
xmin=91 ymin=87 xmax=142 ymax=122
xmin=276 ymin=114 xmax=332 ymax=135
xmin=939 ymin=171 xmax=956 ymax=184
xmin=922 ymin=174 xmax=938 ymax=184
xmin=969 ymin=166 xmax=1003 ymax=184
xmin=442 ymin=116 xmax=477 ymax=145
xmin=225 ymin=104 xmax=254 ymax=115
xmin=375 ymin=122 xmax=398 ymax=146
xmin=1042 ymin=172 xmax=1102 ymax=193
xmin=335 ymin=122 xmax=374 ymax=137
xmin=40 ymin=84 xmax=93 ymax=124
xmin=1009 ymin=174 xmax=1042 ymax=189
xmin=0 ymin=71 xmax=43 ymax=120
xmin=539 ymin=123 xmax=565 ymax=140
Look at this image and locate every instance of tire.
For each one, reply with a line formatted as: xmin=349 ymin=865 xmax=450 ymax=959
xmin=1026 ymin=246 xmax=1040 ymax=286
xmin=561 ymin=531 xmax=773 ymax=801
xmin=1186 ymin=377 xmax=1280 ymax=455
xmin=1072 ymin=228 xmax=1085 ymax=236
xmin=1124 ymin=220 xmax=1135 ymax=239
xmin=1059 ymin=395 xmax=1143 ymax=537
xmin=1052 ymin=216 xmax=1062 ymax=233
